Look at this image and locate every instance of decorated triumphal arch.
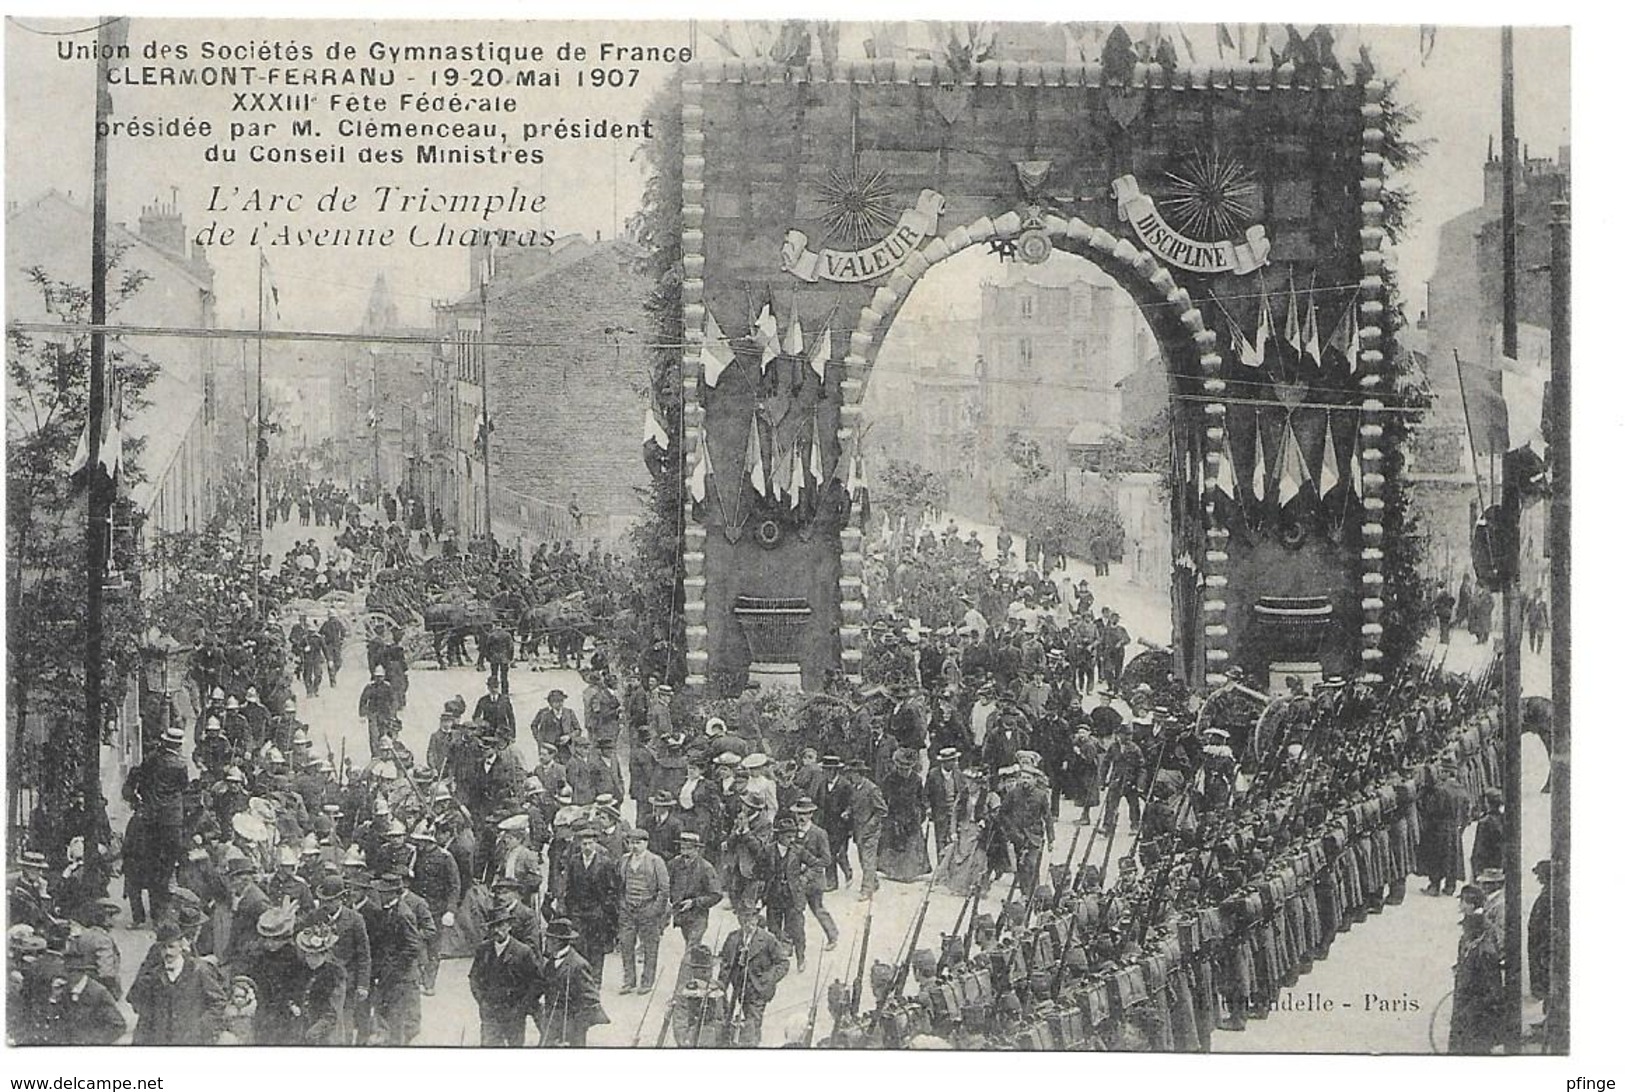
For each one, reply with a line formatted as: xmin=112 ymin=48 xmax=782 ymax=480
xmin=675 ymin=48 xmax=1396 ymax=693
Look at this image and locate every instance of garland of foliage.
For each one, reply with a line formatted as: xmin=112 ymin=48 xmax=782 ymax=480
xmin=1372 ymin=77 xmax=1433 ymax=670
xmin=627 ymin=76 xmax=687 ymax=686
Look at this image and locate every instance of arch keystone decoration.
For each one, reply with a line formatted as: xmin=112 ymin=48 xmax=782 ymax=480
xmin=678 ymin=59 xmax=1389 ymax=692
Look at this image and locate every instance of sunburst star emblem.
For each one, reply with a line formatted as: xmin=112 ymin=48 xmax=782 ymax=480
xmin=1161 ymin=153 xmax=1261 ymax=243
xmin=815 ymin=167 xmax=898 ymax=247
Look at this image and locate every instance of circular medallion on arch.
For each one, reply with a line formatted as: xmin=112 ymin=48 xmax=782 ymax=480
xmin=754 ymin=517 xmax=785 ymax=549
xmin=1016 ymin=228 xmax=1053 ymax=265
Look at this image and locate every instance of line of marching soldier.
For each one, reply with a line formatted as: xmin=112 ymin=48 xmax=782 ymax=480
xmin=804 ymin=671 xmax=1506 ymax=1049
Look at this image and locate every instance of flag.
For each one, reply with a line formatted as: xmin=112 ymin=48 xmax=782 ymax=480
xmin=1252 ymin=411 xmax=1268 ymax=501
xmin=1318 ymin=414 xmax=1339 ymax=498
xmin=783 ymin=302 xmax=805 ymax=357
xmin=1349 ymin=440 xmax=1364 ymax=498
xmin=807 ymin=322 xmax=831 ymax=381
xmin=688 ymin=427 xmax=714 ymax=503
xmin=1220 ymin=295 xmax=1263 ymax=369
xmin=701 ymin=309 xmax=734 ymax=386
xmin=771 ymin=431 xmax=796 ymax=499
xmin=642 ymin=405 xmax=669 ymax=451
xmin=1283 ymin=269 xmax=1302 ymax=357
xmin=1175 ymin=24 xmax=1197 ymax=64
xmin=1277 ymin=425 xmax=1308 ymax=506
xmin=69 ymin=372 xmax=123 ymax=479
xmin=1420 ymin=25 xmax=1437 ymax=64
xmin=1301 ymin=275 xmax=1322 ymax=374
xmin=754 ymin=303 xmax=780 ymax=372
xmin=260 ymin=251 xmax=281 ymax=320
xmin=1322 ymin=299 xmax=1356 ymax=377
xmin=1216 ymin=433 xmax=1238 ymax=499
xmin=809 ymin=420 xmax=826 ymax=484
xmin=788 ymin=446 xmax=806 ymax=509
xmin=746 ymin=415 xmax=767 ymax=496
xmin=1216 ymin=23 xmax=1236 ymax=57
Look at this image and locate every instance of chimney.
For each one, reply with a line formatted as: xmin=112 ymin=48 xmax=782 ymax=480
xmin=137 ymin=190 xmax=187 ymax=256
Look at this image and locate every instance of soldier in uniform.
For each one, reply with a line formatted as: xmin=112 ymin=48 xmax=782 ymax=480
xmin=536 ymin=917 xmax=610 ymax=1047
xmin=718 ymin=898 xmax=790 ymax=1048
xmin=410 ymin=821 xmax=461 ymax=995
xmin=469 ymin=902 xmax=543 ymax=1046
xmin=669 ymin=944 xmax=729 ymax=1047
xmin=358 ymin=666 xmax=396 ymax=756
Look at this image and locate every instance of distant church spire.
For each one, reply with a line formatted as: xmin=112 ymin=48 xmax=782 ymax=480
xmin=363 ymin=272 xmax=399 ymax=333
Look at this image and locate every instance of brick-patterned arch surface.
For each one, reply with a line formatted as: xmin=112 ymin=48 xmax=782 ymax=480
xmin=676 ymin=58 xmax=1391 ymax=693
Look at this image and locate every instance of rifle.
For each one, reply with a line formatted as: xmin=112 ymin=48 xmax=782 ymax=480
xmin=849 ymin=897 xmax=875 ymax=1015
xmin=687 ymin=919 xmax=723 ymax=1048
xmin=1071 ymin=755 xmax=1114 ymax=891
xmin=801 ymin=913 xmax=830 ymax=1047
xmin=868 ymin=868 xmax=939 ymax=1022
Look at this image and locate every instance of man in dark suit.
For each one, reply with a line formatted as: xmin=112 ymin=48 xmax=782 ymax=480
xmin=810 ymin=755 xmax=852 ymax=890
xmin=216 ymin=856 xmax=271 ymax=975
xmin=128 ymin=922 xmax=227 ymax=1045
xmin=566 ymin=737 xmax=625 ymax=806
xmin=359 ymin=873 xmax=424 ymax=1044
xmin=761 ymin=817 xmax=813 ymax=972
xmin=552 ymin=820 xmax=621 ymax=982
xmin=843 ymin=766 xmax=888 ymax=901
xmin=469 ymin=903 xmax=543 ymax=1046
xmin=307 ymin=875 xmax=371 ymax=1042
xmin=42 ymin=949 xmax=128 ymax=1044
xmin=717 ymin=899 xmax=789 ymax=1047
xmin=473 ymin=676 xmax=516 ymax=748
xmin=467 ymin=729 xmax=526 ymax=825
xmin=123 ymin=724 xmax=192 ymax=924
xmin=536 ymin=917 xmax=610 ymax=1046
xmin=789 ymin=798 xmax=839 ymax=952
xmin=530 ymin=689 xmax=582 ymax=760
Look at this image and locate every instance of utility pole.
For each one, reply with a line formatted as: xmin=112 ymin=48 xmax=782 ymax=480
xmin=255 ymin=252 xmax=266 ymax=596
xmin=480 ymin=276 xmax=494 ymax=560
xmin=82 ymin=16 xmax=121 ymax=860
xmin=1497 ymin=25 xmax=1524 ymax=1054
xmin=1546 ymin=191 xmax=1570 ymax=1053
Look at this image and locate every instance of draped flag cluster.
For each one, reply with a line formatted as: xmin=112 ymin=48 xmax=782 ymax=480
xmin=1210 ymin=272 xmax=1366 ymax=532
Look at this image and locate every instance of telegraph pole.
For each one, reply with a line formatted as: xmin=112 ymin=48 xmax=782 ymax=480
xmin=1496 ymin=25 xmax=1525 ymax=1053
xmin=1546 ymin=192 xmax=1570 ymax=1053
xmin=82 ymin=16 xmax=121 ymax=857
xmin=480 ymin=276 xmax=494 ymax=560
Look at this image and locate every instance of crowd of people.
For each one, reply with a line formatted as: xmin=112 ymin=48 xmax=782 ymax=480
xmin=6 ymin=502 xmax=1550 ymax=1051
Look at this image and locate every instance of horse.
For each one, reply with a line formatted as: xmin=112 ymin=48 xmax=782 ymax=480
xmin=423 ymin=597 xmax=494 ymax=668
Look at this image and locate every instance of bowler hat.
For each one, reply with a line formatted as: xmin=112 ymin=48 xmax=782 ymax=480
xmin=545 ymin=917 xmax=580 ymax=942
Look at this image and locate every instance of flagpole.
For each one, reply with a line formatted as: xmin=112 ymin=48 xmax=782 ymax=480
xmin=82 ymin=15 xmax=118 ymax=860
xmin=480 ymin=275 xmax=494 ymax=561
xmin=256 ymin=249 xmax=266 ymax=622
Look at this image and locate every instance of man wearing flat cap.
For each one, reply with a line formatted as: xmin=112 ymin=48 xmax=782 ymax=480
xmin=718 ymin=899 xmax=790 ymax=1047
xmin=536 ymin=917 xmax=610 ymax=1046
xmin=617 ymin=828 xmax=670 ymax=994
xmin=470 ymin=902 xmax=543 ymax=1046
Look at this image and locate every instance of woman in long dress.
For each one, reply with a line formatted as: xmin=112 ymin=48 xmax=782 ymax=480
xmin=941 ymin=770 xmax=990 ymax=896
xmin=878 ymin=749 xmax=931 ymax=882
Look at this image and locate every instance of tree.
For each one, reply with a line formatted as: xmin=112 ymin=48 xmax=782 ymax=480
xmin=7 ymin=249 xmax=158 ymax=860
xmin=873 ymin=459 xmax=947 ymax=527
xmin=1003 ymin=430 xmax=1050 ymax=484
